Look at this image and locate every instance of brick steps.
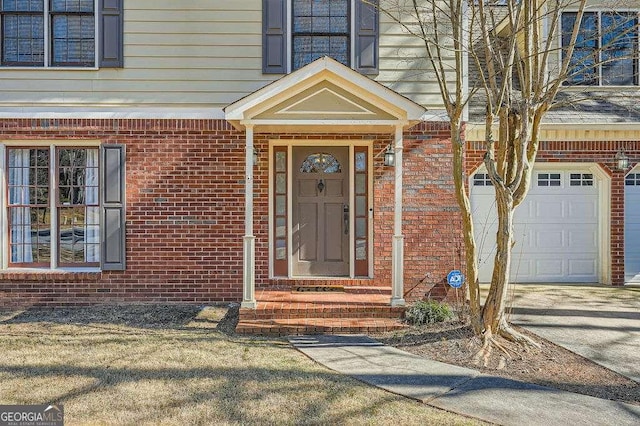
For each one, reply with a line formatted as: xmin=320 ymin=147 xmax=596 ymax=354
xmin=240 ymin=304 xmax=405 ymax=320
xmin=236 ymin=317 xmax=406 ymax=336
xmin=236 ymin=287 xmax=406 ymax=336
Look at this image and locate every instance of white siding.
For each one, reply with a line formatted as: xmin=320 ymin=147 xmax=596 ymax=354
xmin=0 ymin=0 xmax=449 ymax=113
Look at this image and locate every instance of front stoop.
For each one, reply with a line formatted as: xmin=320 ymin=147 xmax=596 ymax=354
xmin=236 ymin=287 xmax=407 ymax=336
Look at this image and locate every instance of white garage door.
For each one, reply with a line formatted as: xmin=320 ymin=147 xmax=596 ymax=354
xmin=472 ymin=168 xmax=600 ymax=283
xmin=625 ymin=172 xmax=640 ymax=283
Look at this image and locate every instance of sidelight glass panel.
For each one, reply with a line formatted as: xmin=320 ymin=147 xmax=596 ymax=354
xmin=275 ymin=151 xmax=286 ymax=172
xmin=356 ymin=195 xmax=366 ymax=216
xmin=276 ymin=195 xmax=286 ymax=216
xmin=355 ymin=152 xmax=366 ymax=171
xmin=276 ymin=173 xmax=286 ymax=194
xmin=355 ymin=218 xmax=366 ymax=238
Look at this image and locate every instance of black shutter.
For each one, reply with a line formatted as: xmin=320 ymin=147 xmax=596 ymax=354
xmin=99 ymin=0 xmax=124 ymax=67
xmin=355 ymin=0 xmax=379 ymax=74
xmin=263 ymin=0 xmax=287 ymax=73
xmin=100 ymin=144 xmax=126 ymax=271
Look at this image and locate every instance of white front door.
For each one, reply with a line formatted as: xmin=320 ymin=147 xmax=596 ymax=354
xmin=472 ymin=167 xmax=600 ymax=283
xmin=625 ymin=172 xmax=640 ymax=283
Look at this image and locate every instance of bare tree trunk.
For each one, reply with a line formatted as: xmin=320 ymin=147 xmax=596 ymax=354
xmin=481 ymin=186 xmax=514 ymax=334
xmin=450 ymin=120 xmax=482 ymax=333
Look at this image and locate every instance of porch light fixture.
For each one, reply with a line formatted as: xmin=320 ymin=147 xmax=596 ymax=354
xmin=615 ymin=149 xmax=629 ymax=171
xmin=383 ymin=145 xmax=395 ymax=167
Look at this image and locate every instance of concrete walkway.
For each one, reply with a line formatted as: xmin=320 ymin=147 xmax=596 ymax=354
xmin=290 ymin=334 xmax=640 ymax=426
xmin=505 ymin=284 xmax=640 ymax=383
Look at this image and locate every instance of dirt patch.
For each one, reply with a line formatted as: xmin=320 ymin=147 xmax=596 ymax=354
xmin=375 ymin=321 xmax=640 ymax=406
xmin=1 ymin=304 xmax=203 ymax=329
xmin=216 ymin=303 xmax=240 ymax=335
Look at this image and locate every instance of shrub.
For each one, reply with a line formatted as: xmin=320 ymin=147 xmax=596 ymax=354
xmin=404 ymin=300 xmax=453 ymax=326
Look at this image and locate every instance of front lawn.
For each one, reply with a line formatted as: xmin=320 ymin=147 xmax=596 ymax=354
xmin=0 ymin=305 xmax=480 ymax=425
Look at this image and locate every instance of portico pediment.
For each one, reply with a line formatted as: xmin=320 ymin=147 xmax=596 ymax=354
xmin=224 ymin=56 xmax=426 ymax=133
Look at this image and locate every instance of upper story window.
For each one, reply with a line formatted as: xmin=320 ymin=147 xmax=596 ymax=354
xmin=292 ymin=0 xmax=349 ymax=70
xmin=1 ymin=0 xmax=94 ymax=67
xmin=562 ymin=11 xmax=638 ymax=86
xmin=263 ymin=0 xmax=379 ymax=75
xmin=0 ymin=0 xmax=123 ymax=68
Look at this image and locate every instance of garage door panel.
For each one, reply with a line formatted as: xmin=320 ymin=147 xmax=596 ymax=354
xmin=568 ymin=200 xmax=597 ymax=222
xmin=568 ymin=229 xmax=597 ymax=250
xmin=533 ymin=228 xmax=564 ymax=250
xmin=534 ymin=259 xmax=564 ymax=277
xmin=568 ymin=259 xmax=597 ymax=277
xmin=472 ymin=168 xmax=599 ymax=283
xmin=531 ymin=200 xmax=564 ymax=222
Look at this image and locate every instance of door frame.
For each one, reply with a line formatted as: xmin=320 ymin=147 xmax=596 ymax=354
xmin=268 ymin=139 xmax=374 ymax=278
xmin=624 ymin=164 xmax=640 ymax=283
xmin=469 ymin=162 xmax=611 ymax=284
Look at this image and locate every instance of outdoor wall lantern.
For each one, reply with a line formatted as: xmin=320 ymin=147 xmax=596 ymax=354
xmin=383 ymin=145 xmax=395 ymax=167
xmin=615 ymin=149 xmax=629 ymax=171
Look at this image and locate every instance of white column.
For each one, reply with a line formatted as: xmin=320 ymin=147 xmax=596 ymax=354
xmin=242 ymin=124 xmax=257 ymax=308
xmin=391 ymin=125 xmax=405 ymax=306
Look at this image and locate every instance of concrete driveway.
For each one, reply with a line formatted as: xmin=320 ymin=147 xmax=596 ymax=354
xmin=494 ymin=284 xmax=640 ymax=383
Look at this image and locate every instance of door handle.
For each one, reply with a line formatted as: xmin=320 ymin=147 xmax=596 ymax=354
xmin=343 ymin=204 xmax=349 ymax=235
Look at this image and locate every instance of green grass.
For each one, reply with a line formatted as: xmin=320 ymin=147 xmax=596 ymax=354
xmin=0 ymin=305 xmax=482 ymax=425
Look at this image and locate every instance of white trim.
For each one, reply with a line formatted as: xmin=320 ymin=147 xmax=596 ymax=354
xmin=1 ymin=140 xmax=101 ymax=147
xmin=243 ymin=119 xmax=404 ymax=127
xmin=0 ymin=143 xmax=102 ymax=271
xmin=558 ymin=9 xmax=640 ymax=88
xmin=225 ymin=57 xmax=426 ymax=123
xmin=420 ymin=110 xmax=450 ymax=122
xmin=287 ymin=145 xmax=293 ymax=277
xmin=269 ymin=139 xmax=374 ymax=280
xmin=0 ymin=144 xmax=6 ymax=269
xmin=0 ymin=108 xmax=226 ymax=120
xmin=349 ymin=145 xmax=355 ymax=278
xmin=469 ymin=162 xmax=611 ymax=285
xmin=49 ymin=145 xmax=58 ymax=269
xmin=242 ymin=125 xmax=257 ymax=309
xmin=391 ymin=125 xmax=405 ymax=306
xmin=1 ymin=0 xmax=100 ymax=68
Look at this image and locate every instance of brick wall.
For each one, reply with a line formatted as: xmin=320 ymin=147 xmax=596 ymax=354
xmin=466 ymin=139 xmax=640 ymax=286
xmin=0 ymin=119 xmax=461 ymax=307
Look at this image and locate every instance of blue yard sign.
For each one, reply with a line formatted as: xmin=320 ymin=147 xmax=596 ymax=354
xmin=447 ymin=270 xmax=464 ymax=288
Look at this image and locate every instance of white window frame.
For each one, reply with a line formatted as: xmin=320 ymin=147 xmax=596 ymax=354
xmin=559 ymin=9 xmax=640 ymax=87
xmin=0 ymin=140 xmax=101 ymax=272
xmin=0 ymin=0 xmax=99 ymax=69
xmin=286 ymin=0 xmax=357 ymax=73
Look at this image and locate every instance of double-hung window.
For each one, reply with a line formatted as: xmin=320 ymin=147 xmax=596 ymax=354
xmin=292 ymin=0 xmax=350 ymax=70
xmin=8 ymin=147 xmax=99 ymax=267
xmin=3 ymin=144 xmax=126 ymax=271
xmin=263 ymin=0 xmax=379 ymax=74
xmin=0 ymin=0 xmax=123 ymax=68
xmin=562 ymin=11 xmax=639 ymax=86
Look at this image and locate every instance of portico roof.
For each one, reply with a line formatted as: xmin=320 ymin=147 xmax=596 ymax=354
xmin=224 ymin=56 xmax=427 ymax=133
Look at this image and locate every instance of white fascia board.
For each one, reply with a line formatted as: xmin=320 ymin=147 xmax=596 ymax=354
xmin=225 ymin=57 xmax=427 ymax=122
xmin=0 ymin=107 xmax=226 ymax=120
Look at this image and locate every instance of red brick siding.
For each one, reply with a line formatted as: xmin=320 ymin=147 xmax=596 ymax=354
xmin=0 ymin=119 xmax=461 ymax=307
xmin=466 ymin=139 xmax=640 ymax=286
